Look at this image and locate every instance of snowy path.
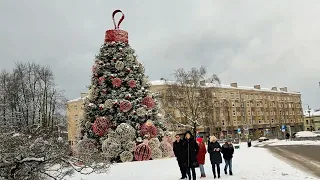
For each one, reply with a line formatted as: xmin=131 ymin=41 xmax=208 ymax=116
xmin=69 ymin=144 xmax=318 ymax=180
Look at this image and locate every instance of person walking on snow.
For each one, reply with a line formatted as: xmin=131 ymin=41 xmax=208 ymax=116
xmin=182 ymin=131 xmax=199 ymax=180
xmin=196 ymin=137 xmax=207 ymax=178
xmin=221 ymin=139 xmax=234 ymax=175
xmin=173 ymin=134 xmax=187 ymax=179
xmin=208 ymin=135 xmax=222 ymax=179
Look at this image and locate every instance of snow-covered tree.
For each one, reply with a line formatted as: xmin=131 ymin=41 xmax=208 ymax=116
xmin=78 ymin=10 xmax=170 ymax=162
xmin=160 ymin=66 xmax=220 ymax=135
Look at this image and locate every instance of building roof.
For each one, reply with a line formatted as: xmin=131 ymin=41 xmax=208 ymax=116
xmin=67 ymin=97 xmax=85 ymax=103
xmin=150 ymin=80 xmax=301 ymax=95
xmin=304 ymin=109 xmax=320 ymax=117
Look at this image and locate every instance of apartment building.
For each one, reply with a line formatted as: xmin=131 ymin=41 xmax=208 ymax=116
xmin=150 ymin=80 xmax=304 ymax=137
xmin=66 ymin=93 xmax=87 ymax=146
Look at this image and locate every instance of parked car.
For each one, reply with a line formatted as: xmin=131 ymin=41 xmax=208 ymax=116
xmin=313 ymin=131 xmax=320 ymax=136
xmin=258 ymin=137 xmax=269 ymax=142
xmin=292 ymin=132 xmax=297 ymax=138
xmin=295 ymin=131 xmax=318 ymax=138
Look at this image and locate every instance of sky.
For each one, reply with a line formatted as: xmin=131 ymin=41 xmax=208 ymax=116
xmin=1 ymin=0 xmax=320 ymax=109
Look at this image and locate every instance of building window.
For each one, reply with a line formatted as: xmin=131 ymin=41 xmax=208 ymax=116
xmin=232 ymin=110 xmax=236 ymax=116
xmin=258 ymin=120 xmax=261 ymax=124
xmin=232 ymin=102 xmax=235 ymax=107
xmin=306 ymin=120 xmax=309 ymax=124
xmin=247 ymin=102 xmax=250 ymax=107
xmin=271 ymin=119 xmax=274 ymax=124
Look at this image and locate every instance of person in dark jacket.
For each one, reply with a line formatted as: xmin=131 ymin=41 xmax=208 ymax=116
xmin=182 ymin=131 xmax=199 ymax=180
xmin=173 ymin=134 xmax=187 ymax=179
xmin=221 ymin=139 xmax=234 ymax=175
xmin=208 ymin=135 xmax=222 ymax=179
xmin=247 ymin=138 xmax=252 ymax=147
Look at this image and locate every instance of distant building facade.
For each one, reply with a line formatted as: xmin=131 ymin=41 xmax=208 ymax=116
xmin=303 ymin=109 xmax=320 ymax=131
xmin=66 ymin=93 xmax=87 ymax=146
xmin=150 ymin=80 xmax=304 ymax=138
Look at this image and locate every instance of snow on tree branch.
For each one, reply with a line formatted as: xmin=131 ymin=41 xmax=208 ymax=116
xmin=159 ymin=66 xmax=220 ymax=135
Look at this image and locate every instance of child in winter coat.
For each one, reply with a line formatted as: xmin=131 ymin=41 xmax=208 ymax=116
xmin=196 ymin=137 xmax=207 ymax=178
xmin=221 ymin=139 xmax=234 ymax=175
xmin=208 ymin=135 xmax=222 ymax=179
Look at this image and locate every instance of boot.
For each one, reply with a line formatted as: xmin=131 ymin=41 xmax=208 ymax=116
xmin=224 ymin=168 xmax=227 ymax=175
xmin=229 ymin=171 xmax=233 ymax=175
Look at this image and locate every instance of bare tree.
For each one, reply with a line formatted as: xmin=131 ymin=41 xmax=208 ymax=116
xmin=0 ymin=62 xmax=111 ymax=179
xmin=160 ymin=66 xmax=220 ymax=135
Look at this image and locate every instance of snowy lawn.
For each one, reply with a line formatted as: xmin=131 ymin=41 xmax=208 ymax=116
xmin=68 ymin=143 xmax=317 ymax=180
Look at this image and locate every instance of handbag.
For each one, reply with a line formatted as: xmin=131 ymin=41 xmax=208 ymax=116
xmin=192 ymin=161 xmax=199 ymax=168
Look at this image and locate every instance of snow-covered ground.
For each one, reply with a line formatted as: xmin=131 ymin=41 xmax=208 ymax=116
xmin=254 ymin=139 xmax=320 ymax=147
xmin=68 ymin=143 xmax=318 ymax=180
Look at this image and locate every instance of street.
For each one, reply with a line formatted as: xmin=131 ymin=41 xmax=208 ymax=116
xmin=268 ymin=145 xmax=320 ymax=178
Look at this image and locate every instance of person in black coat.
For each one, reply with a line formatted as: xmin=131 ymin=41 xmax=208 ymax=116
xmin=182 ymin=131 xmax=199 ymax=180
xmin=221 ymin=139 xmax=234 ymax=175
xmin=173 ymin=134 xmax=187 ymax=179
xmin=208 ymin=135 xmax=222 ymax=179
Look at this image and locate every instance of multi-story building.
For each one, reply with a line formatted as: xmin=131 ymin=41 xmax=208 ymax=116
xmin=66 ymin=93 xmax=87 ymax=146
xmin=150 ymin=80 xmax=304 ymax=138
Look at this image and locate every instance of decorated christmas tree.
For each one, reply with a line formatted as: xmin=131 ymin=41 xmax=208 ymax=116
xmin=77 ymin=10 xmax=173 ymax=163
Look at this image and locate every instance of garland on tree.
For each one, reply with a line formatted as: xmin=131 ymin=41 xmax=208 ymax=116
xmin=77 ymin=10 xmax=172 ymax=162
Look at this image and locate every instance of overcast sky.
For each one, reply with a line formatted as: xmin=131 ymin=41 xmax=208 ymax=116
xmin=1 ymin=1 xmax=320 ymax=109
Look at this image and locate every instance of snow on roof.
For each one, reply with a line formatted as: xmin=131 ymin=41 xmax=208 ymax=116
xmin=304 ymin=109 xmax=320 ymax=117
xmin=150 ymin=80 xmax=301 ymax=95
xmin=67 ymin=97 xmax=85 ymax=103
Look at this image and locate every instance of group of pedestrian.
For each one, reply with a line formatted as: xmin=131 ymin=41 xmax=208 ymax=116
xmin=173 ymin=131 xmax=235 ymax=180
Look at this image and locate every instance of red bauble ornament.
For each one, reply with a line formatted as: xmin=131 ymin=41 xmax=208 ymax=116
xmin=142 ymin=96 xmax=155 ymax=109
xmin=140 ymin=123 xmax=158 ymax=139
xmin=134 ymin=143 xmax=151 ymax=161
xmin=105 ymin=10 xmax=128 ymax=44
xmin=98 ymin=76 xmax=105 ymax=85
xmin=92 ymin=116 xmax=112 ymax=136
xmin=128 ymin=80 xmax=136 ymax=88
xmin=112 ymin=78 xmax=122 ymax=87
xmin=119 ymin=100 xmax=132 ymax=112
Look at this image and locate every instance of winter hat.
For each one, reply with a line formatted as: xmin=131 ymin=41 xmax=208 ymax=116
xmin=196 ymin=137 xmax=203 ymax=143
xmin=210 ymin=135 xmax=217 ymax=142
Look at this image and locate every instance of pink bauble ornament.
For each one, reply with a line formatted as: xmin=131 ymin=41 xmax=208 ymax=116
xmin=128 ymin=80 xmax=136 ymax=88
xmin=162 ymin=136 xmax=173 ymax=147
xmin=92 ymin=116 xmax=112 ymax=136
xmin=112 ymin=78 xmax=122 ymax=87
xmin=142 ymin=96 xmax=155 ymax=109
xmin=134 ymin=143 xmax=151 ymax=161
xmin=140 ymin=123 xmax=157 ymax=139
xmin=98 ymin=76 xmax=105 ymax=85
xmin=119 ymin=100 xmax=132 ymax=112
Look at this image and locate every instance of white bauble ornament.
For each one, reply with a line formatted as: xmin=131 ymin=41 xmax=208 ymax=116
xmin=115 ymin=61 xmax=125 ymax=70
xmin=104 ymin=99 xmax=113 ymax=108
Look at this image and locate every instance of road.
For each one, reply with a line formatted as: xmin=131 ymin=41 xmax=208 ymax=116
xmin=268 ymin=145 xmax=320 ymax=178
